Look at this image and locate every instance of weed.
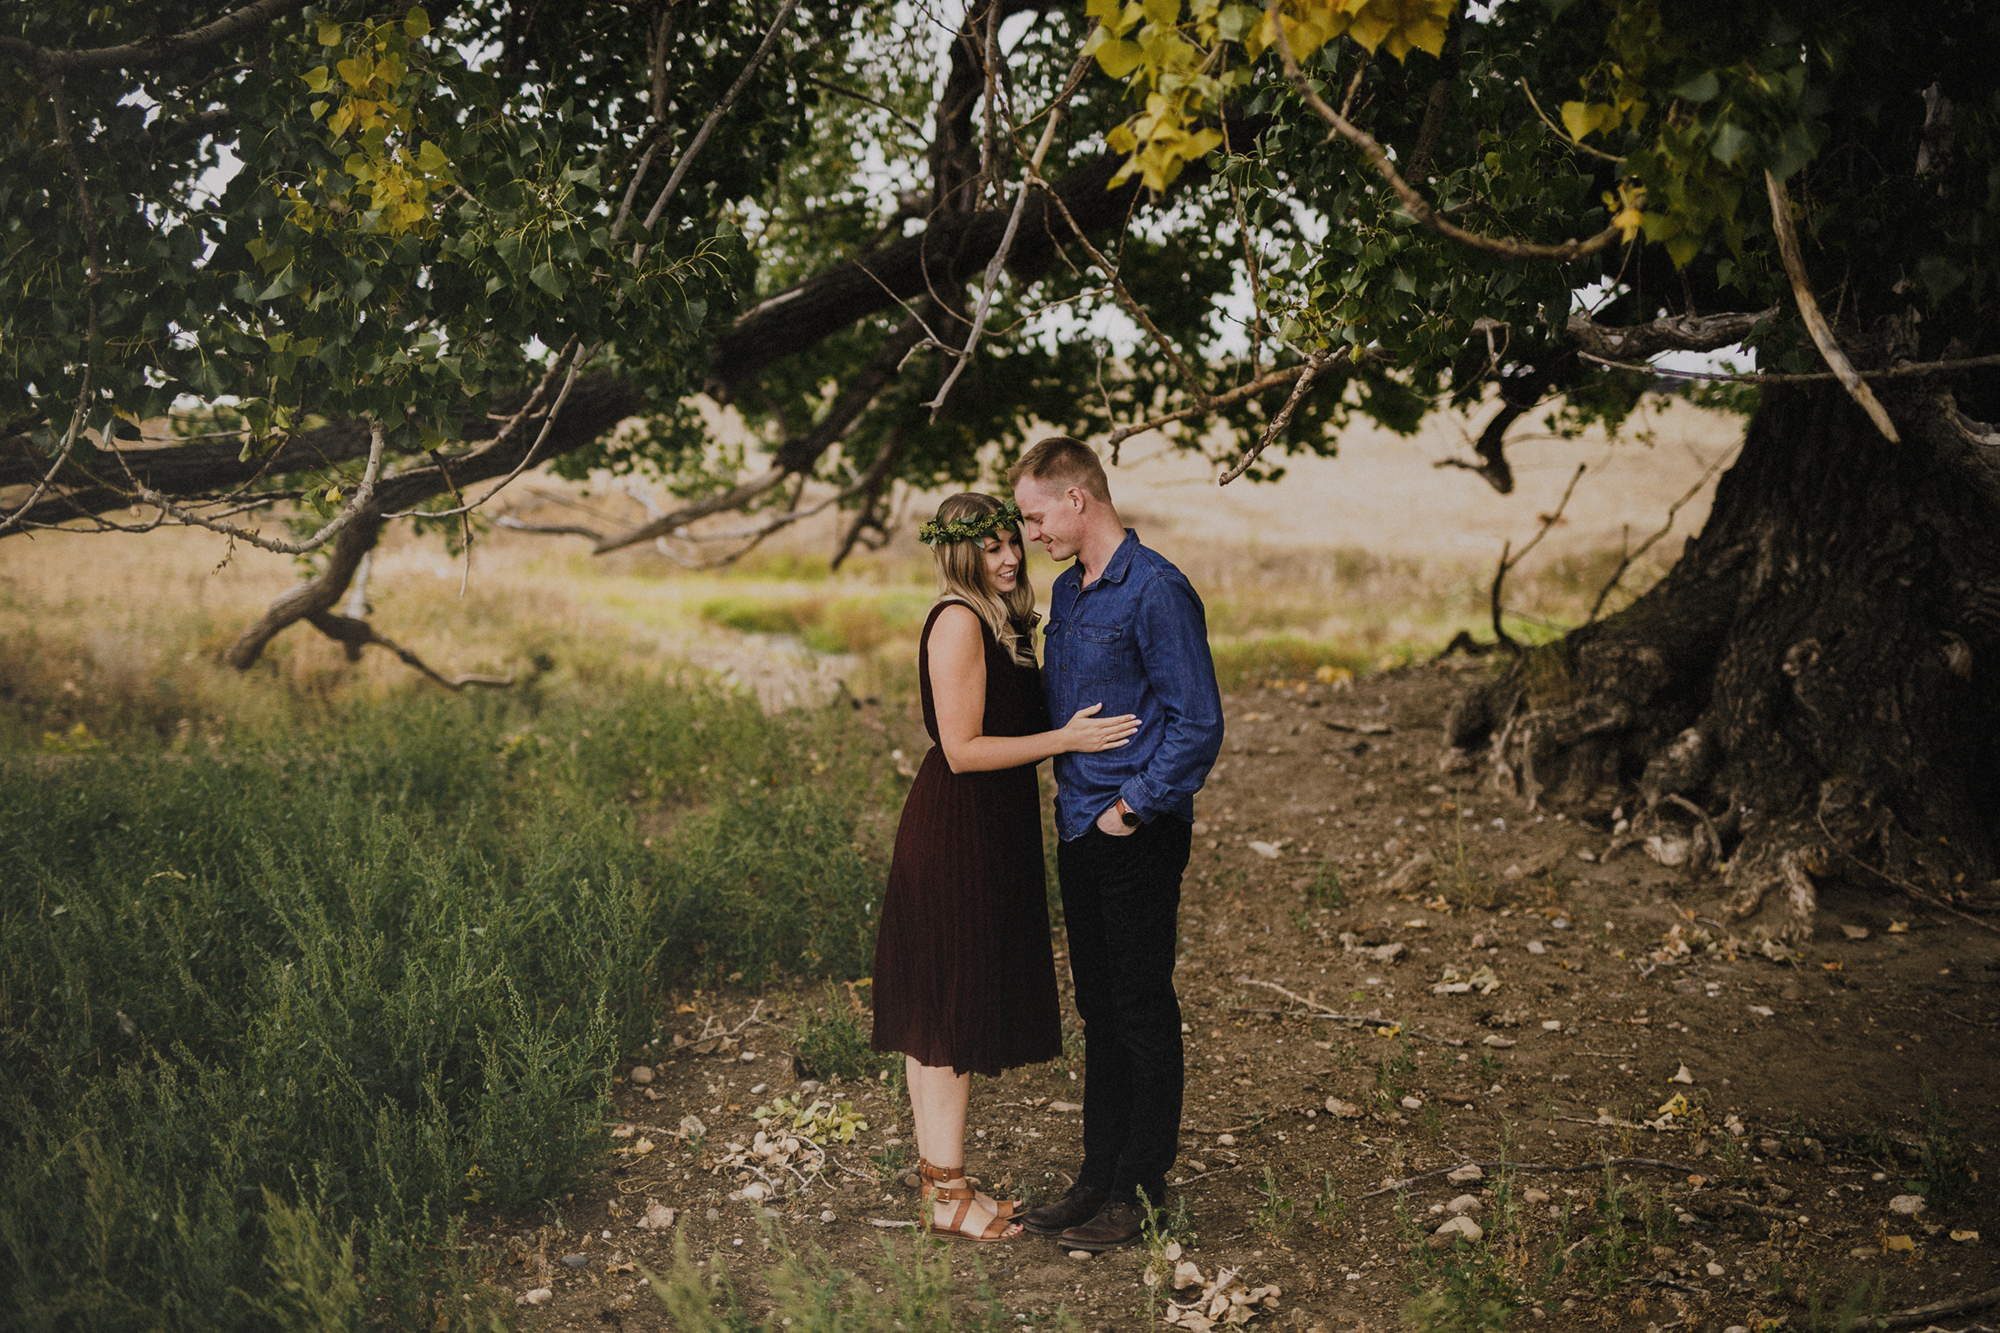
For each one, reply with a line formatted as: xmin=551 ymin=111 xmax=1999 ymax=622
xmin=1253 ymin=1166 xmax=1297 ymax=1240
xmin=1287 ymin=906 xmax=1313 ymax=933
xmin=791 ymin=984 xmax=897 ymax=1082
xmin=1420 ymin=1102 xmax=1446 ymax=1139
xmin=1137 ymin=1187 xmax=1199 ymax=1317
xmin=1306 ymin=860 xmax=1348 ymax=907
xmin=1377 ymin=1038 xmax=1419 ymax=1101
xmin=1909 ymin=1078 xmax=1974 ymax=1215
xmin=0 ymin=675 xmax=892 ymax=1331
xmin=1843 ymin=1118 xmax=1895 ymax=1167
xmin=871 ymin=1141 xmax=913 ymax=1184
xmin=1310 ymin=1172 xmax=1350 ymax=1234
xmin=1477 ymin=1050 xmax=1500 ymax=1081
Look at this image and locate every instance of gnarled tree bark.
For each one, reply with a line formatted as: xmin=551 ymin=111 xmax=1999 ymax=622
xmin=1443 ymin=379 xmax=2000 ymax=936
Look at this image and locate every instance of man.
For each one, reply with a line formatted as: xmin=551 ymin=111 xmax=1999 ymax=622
xmin=1010 ymin=436 xmax=1225 ymax=1252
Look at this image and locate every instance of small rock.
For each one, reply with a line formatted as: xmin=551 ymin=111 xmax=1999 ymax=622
xmin=1758 ymin=1138 xmax=1782 ymax=1156
xmin=1951 ymin=1230 xmax=1981 ymax=1243
xmin=1248 ymin=841 xmax=1282 ymax=859
xmin=1522 ymin=1188 xmax=1550 ymax=1205
xmin=1325 ymin=1098 xmax=1362 ymax=1119
xmin=608 ymin=1293 xmax=636 ymax=1311
xmin=637 ymin=1202 xmax=676 ymax=1230
xmin=1575 ymin=849 xmax=1597 ymax=863
xmin=678 ymin=1115 xmax=706 ymax=1139
xmin=1430 ymin=1215 xmax=1483 ymax=1248
xmin=628 ymin=1065 xmax=654 ymax=1085
xmin=518 ymin=1288 xmax=553 ymax=1306
xmin=1526 ymin=940 xmax=1546 ymax=955
xmin=561 ymin=1253 xmax=589 ymax=1268
xmin=1385 ymin=851 xmax=1436 ymax=893
xmin=1841 ymin=924 xmax=1869 ymax=940
xmin=1218 ymin=1133 xmax=1237 ymax=1146
xmin=1748 ymin=1005 xmax=1774 ymax=1017
xmin=1482 ymin=1035 xmax=1516 ymax=1048
xmin=1708 ymin=1262 xmax=1726 ymax=1276
xmin=1670 ymin=1065 xmax=1695 ymax=1084
xmin=1445 ymin=1194 xmax=1483 ymax=1217
xmin=1541 ymin=1020 xmax=1562 ymax=1031
xmin=1050 ymin=1100 xmax=1083 ymax=1112
xmin=1400 ymin=1096 xmax=1423 ymax=1111
xmin=1446 ymin=1163 xmax=1484 ymax=1185
xmin=1651 ymin=1246 xmax=1677 ymax=1262
xmin=1068 ymin=1249 xmax=1092 ymax=1261
xmin=1890 ymin=1194 xmax=1926 ymax=1216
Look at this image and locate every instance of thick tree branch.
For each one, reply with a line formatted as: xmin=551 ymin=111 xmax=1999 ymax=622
xmin=1217 ymin=347 xmax=1343 ymax=484
xmin=0 ymin=0 xmax=314 ymax=71
xmin=1565 ymin=308 xmax=1776 ymax=362
xmin=304 ymin=611 xmax=514 ymax=690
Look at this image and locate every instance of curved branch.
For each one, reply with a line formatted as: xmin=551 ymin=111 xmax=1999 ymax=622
xmin=0 ymin=0 xmax=314 ymax=72
xmin=136 ymin=420 xmax=387 ymax=555
xmin=1270 ymin=11 xmax=1621 ymax=263
xmin=1764 ymin=170 xmax=1899 ymax=443
xmin=1217 ymin=346 xmax=1343 ymax=484
xmin=303 ymin=611 xmax=514 ymax=690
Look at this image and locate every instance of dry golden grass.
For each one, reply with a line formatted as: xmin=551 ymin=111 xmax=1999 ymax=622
xmin=1 ymin=393 xmax=1743 ymax=741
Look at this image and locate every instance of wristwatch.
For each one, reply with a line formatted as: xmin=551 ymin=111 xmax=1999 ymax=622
xmin=1116 ymin=797 xmax=1141 ymax=827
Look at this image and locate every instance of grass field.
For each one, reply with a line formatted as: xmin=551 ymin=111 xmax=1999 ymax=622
xmin=0 ymin=401 xmax=1735 ymax=1328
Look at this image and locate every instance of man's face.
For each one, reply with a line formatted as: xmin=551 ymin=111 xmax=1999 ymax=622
xmin=1012 ymin=474 xmax=1085 ymax=562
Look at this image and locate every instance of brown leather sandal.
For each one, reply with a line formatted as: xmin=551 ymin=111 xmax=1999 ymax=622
xmin=917 ymin=1158 xmax=1021 ymax=1242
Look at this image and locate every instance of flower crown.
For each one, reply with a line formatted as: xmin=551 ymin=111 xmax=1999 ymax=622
xmin=917 ymin=499 xmax=1022 ymax=547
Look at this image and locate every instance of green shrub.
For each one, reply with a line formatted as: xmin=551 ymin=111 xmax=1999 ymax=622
xmin=0 ymin=675 xmax=892 ymax=1331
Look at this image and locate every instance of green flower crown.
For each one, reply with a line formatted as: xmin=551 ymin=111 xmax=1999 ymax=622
xmin=917 ymin=499 xmax=1022 ymax=547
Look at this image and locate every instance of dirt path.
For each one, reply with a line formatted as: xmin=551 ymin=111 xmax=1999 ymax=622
xmin=477 ymin=661 xmax=2000 ymax=1333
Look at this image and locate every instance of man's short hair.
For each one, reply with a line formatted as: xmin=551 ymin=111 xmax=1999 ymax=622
xmin=1009 ymin=435 xmax=1111 ymax=503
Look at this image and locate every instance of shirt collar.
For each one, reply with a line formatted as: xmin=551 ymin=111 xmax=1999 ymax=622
xmin=1085 ymin=529 xmax=1140 ymax=588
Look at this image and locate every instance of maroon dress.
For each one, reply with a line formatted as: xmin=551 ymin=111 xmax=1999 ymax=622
xmin=870 ymin=601 xmax=1063 ymax=1076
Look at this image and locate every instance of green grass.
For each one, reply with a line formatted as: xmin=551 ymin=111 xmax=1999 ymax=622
xmin=0 ymin=674 xmax=898 ymax=1332
xmin=700 ymin=593 xmax=933 ymax=656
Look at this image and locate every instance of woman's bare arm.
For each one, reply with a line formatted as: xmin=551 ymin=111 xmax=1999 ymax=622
xmin=929 ymin=604 xmax=1139 ymax=774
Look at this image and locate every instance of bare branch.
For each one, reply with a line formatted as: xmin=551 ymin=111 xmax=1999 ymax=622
xmin=0 ymin=0 xmax=313 ymax=72
xmin=1270 ymin=11 xmax=1622 ymax=263
xmin=1586 ymin=444 xmax=1737 ymax=622
xmin=924 ymin=49 xmax=1094 ymax=415
xmin=1488 ymin=462 xmax=1586 ymax=653
xmin=632 ymin=0 xmax=802 ymax=267
xmin=797 ymin=73 xmax=926 ymax=136
xmin=1566 ymin=308 xmax=1776 ymax=362
xmin=1764 ymin=170 xmax=1899 ymax=443
xmin=1106 ymin=352 xmax=1381 ymax=447
xmin=137 ymin=420 xmax=387 ymax=555
xmin=1217 ymin=346 xmax=1343 ymax=484
xmin=496 ymin=515 xmax=606 ymax=542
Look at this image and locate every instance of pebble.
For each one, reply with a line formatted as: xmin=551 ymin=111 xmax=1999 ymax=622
xmin=1890 ymin=1194 xmax=1926 ymax=1216
xmin=561 ymin=1253 xmax=589 ymax=1268
xmin=1526 ymin=940 xmax=1546 ymax=955
xmin=1446 ymin=1164 xmax=1485 ymax=1184
xmin=628 ymin=1065 xmax=654 ymax=1085
xmin=1522 ymin=1188 xmax=1549 ymax=1205
xmin=1218 ymin=1133 xmax=1237 ymax=1146
xmin=1400 ymin=1096 xmax=1423 ymax=1111
xmin=517 ymin=1288 xmax=553 ymax=1307
xmin=1068 ymin=1249 xmax=1092 ymax=1261
xmin=1445 ymin=1194 xmax=1483 ymax=1217
xmin=1708 ymin=1262 xmax=1726 ymax=1276
xmin=820 ymin=1210 xmax=837 ymax=1224
xmin=1430 ymin=1215 xmax=1483 ymax=1248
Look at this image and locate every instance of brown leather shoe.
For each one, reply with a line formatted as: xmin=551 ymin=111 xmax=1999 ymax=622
xmin=1058 ymin=1198 xmax=1146 ymax=1253
xmin=1022 ymin=1183 xmax=1109 ymax=1236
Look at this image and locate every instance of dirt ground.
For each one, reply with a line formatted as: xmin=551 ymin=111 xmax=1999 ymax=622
xmin=473 ymin=659 xmax=2000 ymax=1333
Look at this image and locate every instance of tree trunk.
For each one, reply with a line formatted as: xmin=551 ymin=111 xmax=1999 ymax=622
xmin=1444 ymin=380 xmax=2000 ymax=937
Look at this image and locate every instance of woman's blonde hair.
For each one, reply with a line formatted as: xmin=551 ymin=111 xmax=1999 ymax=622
xmin=929 ymin=493 xmax=1038 ymax=666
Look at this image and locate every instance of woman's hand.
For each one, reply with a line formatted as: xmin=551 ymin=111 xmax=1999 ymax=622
xmin=1057 ymin=702 xmax=1140 ymax=754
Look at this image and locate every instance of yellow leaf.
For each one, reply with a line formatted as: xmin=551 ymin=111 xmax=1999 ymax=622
xmin=1108 ymin=122 xmax=1139 ymax=153
xmin=337 ymin=55 xmax=372 ymax=90
xmin=1655 ymin=1093 xmax=1689 ymax=1117
xmin=1095 ymin=37 xmax=1147 ymax=78
xmin=1560 ymin=100 xmax=1596 ymax=142
xmin=1885 ymin=1234 xmax=1916 ymax=1253
xmin=1612 ymin=205 xmax=1644 ymax=242
xmin=403 ymin=5 xmax=431 ymax=39
xmin=1086 ymin=0 xmax=1121 ymax=18
xmin=327 ymin=103 xmax=356 ymax=138
xmin=1143 ymin=0 xmax=1180 ymax=26
xmin=317 ymin=21 xmax=342 ymax=46
xmin=415 ymin=140 xmax=450 ymax=174
xmin=1186 ymin=127 xmax=1224 ymax=158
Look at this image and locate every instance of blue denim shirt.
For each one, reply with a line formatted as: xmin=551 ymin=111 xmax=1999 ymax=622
xmin=1042 ymin=530 xmax=1225 ymax=841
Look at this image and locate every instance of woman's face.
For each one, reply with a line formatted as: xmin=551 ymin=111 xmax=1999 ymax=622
xmin=981 ymin=528 xmax=1022 ymax=592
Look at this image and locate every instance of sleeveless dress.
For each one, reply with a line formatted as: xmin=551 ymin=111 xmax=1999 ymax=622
xmin=869 ymin=602 xmax=1063 ymax=1076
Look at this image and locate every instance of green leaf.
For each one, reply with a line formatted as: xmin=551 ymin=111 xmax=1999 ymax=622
xmin=1709 ymin=121 xmax=1751 ymax=166
xmin=1673 ymin=71 xmax=1720 ymax=103
xmin=1916 ymin=255 xmax=1967 ymax=303
xmin=529 ymin=262 xmax=566 ymax=297
xmin=404 ymin=6 xmax=431 ymax=39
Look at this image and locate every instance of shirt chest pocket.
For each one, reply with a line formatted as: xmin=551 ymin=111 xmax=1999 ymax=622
xmin=1072 ymin=621 xmax=1135 ymax=682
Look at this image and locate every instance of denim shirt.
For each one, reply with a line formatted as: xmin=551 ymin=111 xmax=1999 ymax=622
xmin=1042 ymin=530 xmax=1225 ymax=842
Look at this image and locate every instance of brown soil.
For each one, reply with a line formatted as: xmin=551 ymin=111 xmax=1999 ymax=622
xmin=478 ymin=660 xmax=2000 ymax=1333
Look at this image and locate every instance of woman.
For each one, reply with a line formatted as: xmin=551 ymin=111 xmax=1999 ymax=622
xmin=869 ymin=492 xmax=1140 ymax=1242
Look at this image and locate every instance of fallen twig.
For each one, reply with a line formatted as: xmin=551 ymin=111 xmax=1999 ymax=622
xmin=1235 ymin=976 xmax=1393 ymax=1025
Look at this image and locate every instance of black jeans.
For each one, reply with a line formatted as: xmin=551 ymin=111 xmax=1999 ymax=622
xmin=1056 ymin=816 xmax=1192 ymax=1207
